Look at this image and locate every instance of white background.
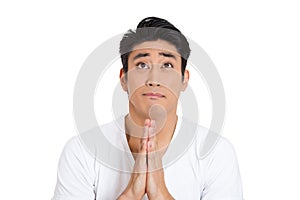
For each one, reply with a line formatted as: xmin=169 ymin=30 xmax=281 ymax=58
xmin=0 ymin=0 xmax=299 ymax=199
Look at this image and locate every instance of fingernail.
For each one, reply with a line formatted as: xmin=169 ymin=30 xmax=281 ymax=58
xmin=151 ymin=120 xmax=156 ymax=128
xmin=149 ymin=127 xmax=154 ymax=136
xmin=145 ymin=119 xmax=150 ymax=126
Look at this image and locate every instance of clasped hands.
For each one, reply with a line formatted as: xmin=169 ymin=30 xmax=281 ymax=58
xmin=118 ymin=119 xmax=174 ymax=200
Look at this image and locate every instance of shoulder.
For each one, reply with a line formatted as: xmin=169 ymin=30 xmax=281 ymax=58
xmin=192 ymin=127 xmax=243 ymax=198
xmin=61 ymin=135 xmax=88 ymax=154
xmin=204 ymin=136 xmax=238 ymax=166
xmin=62 ymin=135 xmax=82 ymax=152
xmin=53 ymin=136 xmax=98 ymax=199
xmin=59 ymin=134 xmax=96 ymax=166
xmin=57 ymin=134 xmax=99 ymax=182
xmin=190 ymin=122 xmax=237 ymax=162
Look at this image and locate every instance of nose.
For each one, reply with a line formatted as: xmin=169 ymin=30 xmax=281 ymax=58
xmin=145 ymin=67 xmax=160 ymax=87
xmin=146 ymin=81 xmax=160 ymax=87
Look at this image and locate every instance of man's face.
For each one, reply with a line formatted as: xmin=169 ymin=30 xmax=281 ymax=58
xmin=120 ymin=39 xmax=189 ymax=119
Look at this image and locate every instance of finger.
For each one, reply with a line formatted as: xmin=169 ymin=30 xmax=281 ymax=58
xmin=134 ymin=119 xmax=151 ymax=173
xmin=140 ymin=126 xmax=148 ymax=153
xmin=140 ymin=119 xmax=151 ymax=152
xmin=147 ymin=150 xmax=162 ymax=172
xmin=148 ymin=120 xmax=157 ymax=152
xmin=145 ymin=118 xmax=151 ymax=127
xmin=135 ymin=141 xmax=147 ymax=173
xmin=148 ymin=120 xmax=164 ymax=172
xmin=144 ymin=119 xmax=151 ymax=138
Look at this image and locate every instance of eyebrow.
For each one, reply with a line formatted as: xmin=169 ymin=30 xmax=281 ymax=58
xmin=132 ymin=52 xmax=177 ymax=60
xmin=133 ymin=53 xmax=149 ymax=60
xmin=159 ymin=52 xmax=177 ymax=60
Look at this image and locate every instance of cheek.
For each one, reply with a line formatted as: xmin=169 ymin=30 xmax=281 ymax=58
xmin=158 ymin=71 xmax=183 ymax=98
xmin=126 ymin=69 xmax=184 ymax=98
xmin=126 ymin=71 xmax=148 ymax=96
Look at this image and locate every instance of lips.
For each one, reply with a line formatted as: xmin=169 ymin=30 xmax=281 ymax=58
xmin=142 ymin=92 xmax=165 ymax=98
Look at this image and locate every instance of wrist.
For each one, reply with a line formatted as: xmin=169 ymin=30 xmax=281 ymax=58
xmin=118 ymin=188 xmax=144 ymax=200
xmin=117 ymin=192 xmax=131 ymax=200
xmin=148 ymin=188 xmax=174 ymax=200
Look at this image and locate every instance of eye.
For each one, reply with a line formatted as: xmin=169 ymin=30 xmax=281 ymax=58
xmin=161 ymin=63 xmax=173 ymax=69
xmin=136 ymin=62 xmax=149 ymax=69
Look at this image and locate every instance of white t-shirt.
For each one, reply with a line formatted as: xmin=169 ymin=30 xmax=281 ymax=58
xmin=52 ymin=117 xmax=243 ymax=200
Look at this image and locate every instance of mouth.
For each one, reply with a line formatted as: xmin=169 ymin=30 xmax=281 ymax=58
xmin=142 ymin=92 xmax=166 ymax=98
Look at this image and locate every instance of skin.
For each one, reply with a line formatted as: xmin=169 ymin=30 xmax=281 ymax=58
xmin=118 ymin=40 xmax=189 ymax=200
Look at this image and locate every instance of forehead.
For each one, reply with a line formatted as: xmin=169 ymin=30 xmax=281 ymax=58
xmin=130 ymin=40 xmax=181 ymax=58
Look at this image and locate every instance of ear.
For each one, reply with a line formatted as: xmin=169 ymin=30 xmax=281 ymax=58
xmin=181 ymin=70 xmax=190 ymax=91
xmin=119 ymin=68 xmax=128 ymax=92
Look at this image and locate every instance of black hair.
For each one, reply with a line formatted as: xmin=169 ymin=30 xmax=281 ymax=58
xmin=119 ymin=17 xmax=191 ymax=77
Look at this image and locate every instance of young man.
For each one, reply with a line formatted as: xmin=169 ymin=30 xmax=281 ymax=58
xmin=52 ymin=17 xmax=243 ymax=200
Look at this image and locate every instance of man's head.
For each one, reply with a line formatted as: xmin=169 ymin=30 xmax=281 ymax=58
xmin=119 ymin=17 xmax=191 ymax=122
xmin=119 ymin=17 xmax=191 ymax=78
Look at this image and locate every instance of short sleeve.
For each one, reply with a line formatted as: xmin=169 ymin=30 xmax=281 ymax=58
xmin=52 ymin=136 xmax=97 ymax=200
xmin=201 ymin=137 xmax=243 ymax=200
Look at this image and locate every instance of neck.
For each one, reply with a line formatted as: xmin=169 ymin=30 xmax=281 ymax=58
xmin=125 ymin=106 xmax=178 ymax=153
